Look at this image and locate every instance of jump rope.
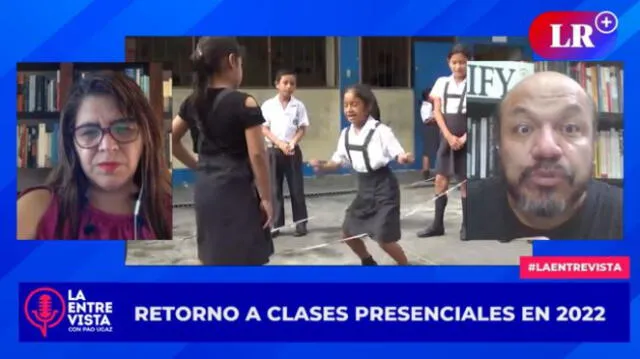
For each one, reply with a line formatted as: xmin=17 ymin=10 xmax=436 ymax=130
xmin=272 ymin=177 xmax=465 ymax=257
xmin=177 ymin=172 xmax=543 ymax=263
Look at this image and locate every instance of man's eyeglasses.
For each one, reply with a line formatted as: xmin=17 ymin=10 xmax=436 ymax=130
xmin=74 ymin=120 xmax=140 ymax=149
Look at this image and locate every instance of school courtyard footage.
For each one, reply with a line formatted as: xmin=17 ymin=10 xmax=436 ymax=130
xmin=125 ymin=36 xmax=534 ymax=265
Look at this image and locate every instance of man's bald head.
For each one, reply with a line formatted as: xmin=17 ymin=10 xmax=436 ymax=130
xmin=500 ymin=71 xmax=597 ymax=132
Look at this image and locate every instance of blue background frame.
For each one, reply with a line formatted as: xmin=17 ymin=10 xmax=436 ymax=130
xmin=3 ymin=0 xmax=639 ymax=357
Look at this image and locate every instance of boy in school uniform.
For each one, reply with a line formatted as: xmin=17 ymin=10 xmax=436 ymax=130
xmin=261 ymin=69 xmax=309 ymax=237
xmin=417 ymin=44 xmax=470 ymax=241
xmin=310 ymin=84 xmax=414 ymax=265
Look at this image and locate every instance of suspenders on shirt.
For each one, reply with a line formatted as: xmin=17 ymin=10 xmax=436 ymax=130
xmin=344 ymin=122 xmax=382 ymax=173
xmin=443 ymin=81 xmax=466 ymax=115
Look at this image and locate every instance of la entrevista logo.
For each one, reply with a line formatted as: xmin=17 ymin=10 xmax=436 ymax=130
xmin=23 ymin=287 xmax=114 ymax=337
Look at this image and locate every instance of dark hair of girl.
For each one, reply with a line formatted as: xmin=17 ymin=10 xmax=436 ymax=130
xmin=346 ymin=84 xmax=381 ymax=121
xmin=448 ymin=44 xmax=471 ymax=60
xmin=189 ymin=37 xmax=243 ymax=122
xmin=371 ymin=97 xmax=381 ymax=122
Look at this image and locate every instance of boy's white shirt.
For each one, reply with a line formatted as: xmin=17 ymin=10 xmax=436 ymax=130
xmin=420 ymin=101 xmax=434 ymax=123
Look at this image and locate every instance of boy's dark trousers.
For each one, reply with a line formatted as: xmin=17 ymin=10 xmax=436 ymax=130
xmin=269 ymin=144 xmax=308 ymax=236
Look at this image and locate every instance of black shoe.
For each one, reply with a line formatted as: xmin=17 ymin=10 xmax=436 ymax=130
xmin=271 ymin=229 xmax=281 ymax=238
xmin=361 ymin=256 xmax=378 ymax=265
xmin=417 ymin=225 xmax=445 ymax=238
xmin=422 ymin=169 xmax=431 ymax=180
xmin=293 ymin=223 xmax=307 ymax=237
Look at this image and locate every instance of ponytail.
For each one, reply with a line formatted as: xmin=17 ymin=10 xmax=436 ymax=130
xmin=370 ymin=98 xmax=381 ymax=122
xmin=190 ymin=48 xmax=209 ymax=123
xmin=187 ymin=47 xmax=211 ymax=154
xmin=186 ymin=37 xmax=243 ymax=152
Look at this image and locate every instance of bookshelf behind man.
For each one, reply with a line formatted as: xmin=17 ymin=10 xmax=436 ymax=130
xmin=535 ymin=61 xmax=623 ymax=186
xmin=466 ymin=61 xmax=623 ymax=188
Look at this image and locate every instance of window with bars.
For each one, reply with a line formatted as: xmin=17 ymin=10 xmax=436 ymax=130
xmin=129 ymin=36 xmax=334 ymax=87
xmin=471 ymin=44 xmax=531 ymax=61
xmin=132 ymin=36 xmax=194 ymax=86
xmin=237 ymin=37 xmax=270 ymax=87
xmin=270 ymin=37 xmax=328 ymax=87
xmin=361 ymin=37 xmax=410 ymax=88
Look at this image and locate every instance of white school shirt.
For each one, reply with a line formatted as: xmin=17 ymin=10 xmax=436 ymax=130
xmin=430 ymin=75 xmax=467 ymax=114
xmin=330 ymin=117 xmax=405 ymax=173
xmin=420 ymin=101 xmax=433 ymax=123
xmin=261 ymin=95 xmax=310 ymax=143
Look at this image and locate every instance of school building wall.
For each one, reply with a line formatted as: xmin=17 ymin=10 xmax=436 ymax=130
xmin=171 ymin=36 xmax=531 ymax=185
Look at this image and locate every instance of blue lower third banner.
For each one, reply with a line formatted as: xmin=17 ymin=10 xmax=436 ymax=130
xmin=18 ymin=282 xmax=629 ymax=342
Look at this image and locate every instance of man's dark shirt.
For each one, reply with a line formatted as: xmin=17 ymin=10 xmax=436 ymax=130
xmin=466 ymin=177 xmax=623 ymax=240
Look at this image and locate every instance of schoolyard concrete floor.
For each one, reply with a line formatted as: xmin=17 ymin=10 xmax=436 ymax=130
xmin=126 ymin=171 xmax=532 ymax=266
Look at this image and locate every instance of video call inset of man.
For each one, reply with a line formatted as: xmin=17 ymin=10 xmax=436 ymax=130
xmin=466 ymin=71 xmax=623 ymax=241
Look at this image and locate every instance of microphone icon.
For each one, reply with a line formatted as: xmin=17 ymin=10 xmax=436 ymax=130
xmin=23 ymin=287 xmax=66 ymax=338
xmin=32 ymin=294 xmax=58 ymax=337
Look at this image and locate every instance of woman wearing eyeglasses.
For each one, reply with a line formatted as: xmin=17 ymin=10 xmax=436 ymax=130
xmin=17 ymin=72 xmax=172 ymax=240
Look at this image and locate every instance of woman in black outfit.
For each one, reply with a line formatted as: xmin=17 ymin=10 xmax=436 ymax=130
xmin=171 ymin=37 xmax=273 ymax=265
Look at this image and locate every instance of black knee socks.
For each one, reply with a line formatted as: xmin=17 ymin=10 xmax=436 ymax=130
xmin=417 ymin=192 xmax=448 ymax=237
xmin=434 ymin=194 xmax=448 ymax=228
xmin=461 ymin=197 xmax=467 ymax=227
xmin=460 ymin=197 xmax=468 ymax=240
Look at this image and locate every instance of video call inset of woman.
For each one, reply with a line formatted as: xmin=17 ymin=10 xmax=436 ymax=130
xmin=17 ymin=71 xmax=172 ymax=240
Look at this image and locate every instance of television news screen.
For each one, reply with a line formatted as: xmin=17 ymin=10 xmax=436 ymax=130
xmin=5 ymin=2 xmax=636 ymax=358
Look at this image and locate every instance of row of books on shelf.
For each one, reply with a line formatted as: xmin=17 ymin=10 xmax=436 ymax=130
xmin=535 ymin=62 xmax=623 ymax=115
xmin=595 ymin=128 xmax=623 ymax=180
xmin=17 ymin=73 xmax=59 ymax=113
xmin=467 ymin=117 xmax=623 ymax=183
xmin=18 ymin=124 xmax=55 ymax=169
xmin=17 ymin=68 xmax=174 ymax=115
xmin=467 ymin=117 xmax=497 ymax=179
xmin=79 ymin=68 xmax=152 ymax=96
